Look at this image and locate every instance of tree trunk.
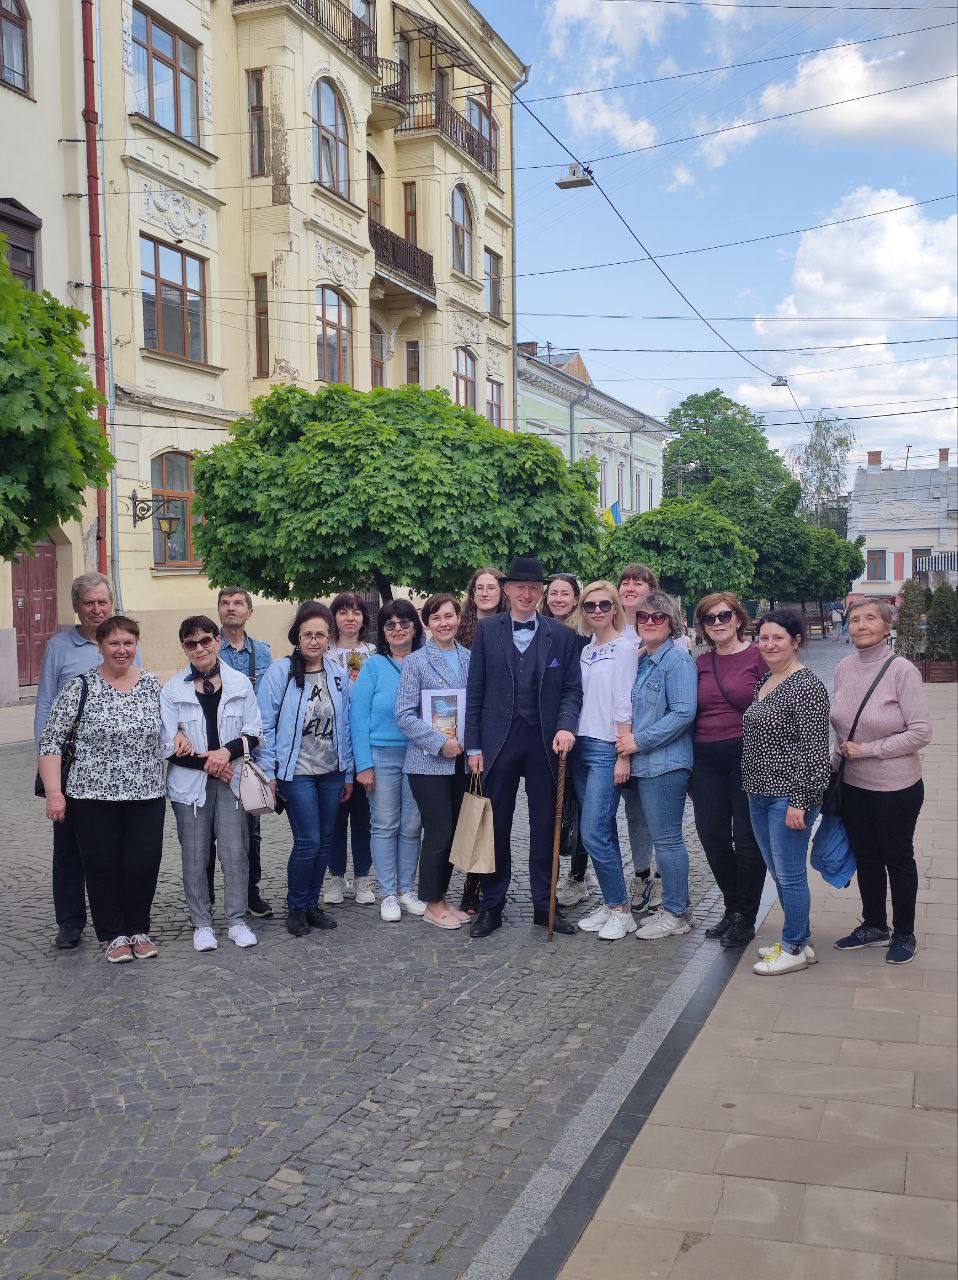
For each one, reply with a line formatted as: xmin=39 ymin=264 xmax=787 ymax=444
xmin=374 ymin=572 xmax=393 ymax=603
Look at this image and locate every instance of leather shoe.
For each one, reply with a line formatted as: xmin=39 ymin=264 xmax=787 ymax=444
xmin=721 ymin=917 xmax=756 ymax=949
xmin=469 ymin=908 xmax=502 ymax=939
xmin=305 ymin=907 xmax=337 ymax=930
xmin=285 ymin=911 xmax=310 ymax=937
xmin=54 ymin=925 xmax=83 ymax=949
xmin=533 ymin=910 xmax=576 ymax=936
xmin=705 ymin=912 xmax=737 ymax=940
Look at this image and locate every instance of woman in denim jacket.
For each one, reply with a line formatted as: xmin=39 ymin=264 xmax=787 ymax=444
xmin=256 ymin=602 xmax=354 ymax=938
xmin=615 ymin=590 xmax=698 ymax=941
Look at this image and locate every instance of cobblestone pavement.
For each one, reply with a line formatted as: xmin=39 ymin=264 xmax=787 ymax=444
xmin=0 ymin=644 xmax=846 ymax=1280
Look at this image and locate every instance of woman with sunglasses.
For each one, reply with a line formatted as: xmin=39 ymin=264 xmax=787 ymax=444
xmin=615 ymin=591 xmax=698 ymax=940
xmin=690 ymin=593 xmax=768 ymax=950
xmin=570 ymin=582 xmax=640 ymax=940
xmin=349 ymin=601 xmax=428 ymax=923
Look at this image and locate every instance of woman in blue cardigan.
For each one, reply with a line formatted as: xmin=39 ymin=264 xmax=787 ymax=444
xmin=350 ymin=600 xmax=426 ymax=924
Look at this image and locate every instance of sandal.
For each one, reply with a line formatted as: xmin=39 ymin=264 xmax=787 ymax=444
xmin=423 ymin=908 xmax=461 ymax=930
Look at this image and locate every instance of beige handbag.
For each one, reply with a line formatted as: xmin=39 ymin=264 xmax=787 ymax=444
xmin=450 ymin=773 xmax=496 ymax=875
xmin=238 ymin=735 xmax=275 ymax=815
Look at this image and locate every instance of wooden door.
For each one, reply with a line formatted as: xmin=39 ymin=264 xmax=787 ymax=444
xmin=12 ymin=543 xmax=58 ymax=685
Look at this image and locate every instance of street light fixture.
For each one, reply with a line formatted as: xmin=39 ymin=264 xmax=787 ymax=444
xmin=771 ymin=375 xmax=788 ymax=388
xmin=556 ymin=163 xmax=594 ymax=190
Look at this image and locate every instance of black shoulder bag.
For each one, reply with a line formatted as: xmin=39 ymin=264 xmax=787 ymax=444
xmin=270 ymin=670 xmax=294 ymax=815
xmin=34 ymin=674 xmax=89 ymax=798
xmin=822 ymin=655 xmax=895 ymax=816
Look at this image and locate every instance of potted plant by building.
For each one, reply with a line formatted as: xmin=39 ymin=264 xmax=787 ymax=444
xmin=924 ymin=583 xmax=958 ymax=683
xmin=894 ymin=577 xmax=927 ymax=678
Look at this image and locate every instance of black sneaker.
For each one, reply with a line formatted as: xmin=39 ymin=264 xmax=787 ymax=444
xmin=305 ymin=907 xmax=337 ymax=930
xmin=885 ymin=933 xmax=917 ymax=965
xmin=704 ymin=912 xmax=736 ymax=940
xmin=834 ymin=923 xmax=890 ymax=951
xmin=720 ymin=917 xmax=756 ymax=949
xmin=54 ymin=925 xmax=83 ymax=949
xmin=286 ymin=911 xmax=310 ymax=938
xmin=248 ymin=893 xmax=273 ymax=919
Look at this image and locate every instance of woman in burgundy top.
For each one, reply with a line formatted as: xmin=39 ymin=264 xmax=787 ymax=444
xmin=690 ymin=593 xmax=768 ymax=948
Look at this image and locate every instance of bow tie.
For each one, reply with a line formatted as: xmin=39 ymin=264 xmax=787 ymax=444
xmin=513 ymin=619 xmax=535 ymax=632
xmin=188 ymin=661 xmax=221 ymax=694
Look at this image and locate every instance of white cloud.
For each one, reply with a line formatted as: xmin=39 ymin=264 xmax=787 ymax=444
xmin=548 ymin=0 xmax=673 ymax=61
xmin=565 ymin=94 xmax=658 ymax=150
xmin=734 ymin=187 xmax=958 ymax=456
xmin=667 ymin=163 xmax=695 ymax=191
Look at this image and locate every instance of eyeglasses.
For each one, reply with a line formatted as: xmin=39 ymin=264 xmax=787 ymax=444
xmin=582 ymin=600 xmax=613 ymax=614
xmin=182 ymin=636 xmax=216 ymax=651
xmin=299 ymin=631 xmax=329 ymax=643
xmin=636 ymin=610 xmax=669 ymax=625
xmin=383 ymin=619 xmax=413 ymax=631
xmin=703 ymin=609 xmax=735 ymax=627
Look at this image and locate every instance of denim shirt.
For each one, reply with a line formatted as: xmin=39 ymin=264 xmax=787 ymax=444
xmin=219 ymin=631 xmax=272 ymax=691
xmin=255 ymin=655 xmax=353 ymax=782
xmin=628 ymin=638 xmax=697 ymax=778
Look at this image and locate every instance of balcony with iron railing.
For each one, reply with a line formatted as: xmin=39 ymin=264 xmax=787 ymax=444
xmin=369 ymin=219 xmax=435 ymax=298
xmin=233 ymin=0 xmax=377 ymax=72
xmin=396 ymin=92 xmax=498 ymax=177
xmin=370 ymin=58 xmax=410 ymax=128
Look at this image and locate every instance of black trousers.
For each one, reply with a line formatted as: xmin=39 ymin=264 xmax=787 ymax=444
xmin=842 ymin=779 xmax=924 ymax=936
xmin=688 ymin=737 xmax=767 ymax=925
xmin=482 ymin=718 xmax=556 ymax=914
xmin=208 ymin=812 xmax=261 ymax=902
xmin=67 ymin=797 xmax=166 ymax=941
xmin=409 ymin=762 xmax=467 ymax=904
xmin=52 ymin=813 xmax=88 ymax=929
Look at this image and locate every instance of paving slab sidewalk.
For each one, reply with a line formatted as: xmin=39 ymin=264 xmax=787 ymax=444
xmin=559 ymin=688 xmax=957 ymax=1280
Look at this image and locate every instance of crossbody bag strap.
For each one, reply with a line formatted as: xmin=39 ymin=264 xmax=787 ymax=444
xmin=709 ymin=649 xmax=753 ymax=714
xmin=64 ymin=673 xmax=89 ymax=745
xmin=248 ymin=641 xmax=256 ymax=687
xmin=846 ymin=656 xmax=896 ymax=743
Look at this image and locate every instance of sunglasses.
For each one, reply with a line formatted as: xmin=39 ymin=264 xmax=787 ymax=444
xmin=182 ymin=636 xmax=216 ymax=651
xmin=383 ymin=619 xmax=413 ymax=631
xmin=703 ymin=609 xmax=735 ymax=626
xmin=582 ymin=600 xmax=613 ymax=614
xmin=636 ymin=610 xmax=669 ymax=625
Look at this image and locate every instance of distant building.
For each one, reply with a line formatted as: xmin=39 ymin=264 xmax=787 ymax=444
xmin=516 ymin=343 xmax=666 ymax=520
xmin=847 ymin=448 xmax=958 ymax=595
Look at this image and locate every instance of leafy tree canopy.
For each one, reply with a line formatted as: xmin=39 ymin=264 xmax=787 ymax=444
xmin=596 ymin=498 xmax=756 ymax=602
xmin=663 ymin=389 xmax=791 ymax=504
xmin=787 ymin=411 xmax=856 ymax=531
xmin=925 ymin=583 xmax=958 ymax=661
xmin=699 ymin=476 xmax=809 ymax=601
xmin=796 ymin=526 xmax=866 ymax=602
xmin=192 ymin=384 xmax=601 ymax=600
xmin=895 ymin=577 xmax=926 ymax=661
xmin=0 ymin=243 xmax=111 ymax=560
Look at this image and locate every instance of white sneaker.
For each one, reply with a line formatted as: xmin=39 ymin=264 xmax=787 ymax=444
xmin=753 ymin=942 xmax=808 ymax=976
xmin=598 ymin=910 xmax=638 ymax=941
xmin=228 ymin=922 xmax=257 ymax=948
xmin=398 ymin=891 xmax=427 ymax=917
xmin=759 ymin=942 xmax=817 ymax=965
xmin=193 ymin=926 xmax=217 ymax=952
xmin=323 ymin=876 xmax=346 ymax=905
xmin=635 ymin=909 xmax=691 ymax=940
xmin=578 ymin=904 xmax=612 ymax=933
xmin=354 ymin=876 xmax=376 ymax=905
xmin=556 ymin=875 xmax=590 ymax=907
xmin=380 ymin=894 xmax=402 ymax=923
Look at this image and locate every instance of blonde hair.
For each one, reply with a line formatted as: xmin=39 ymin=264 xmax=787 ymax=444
xmin=575 ymin=580 xmax=625 ymax=637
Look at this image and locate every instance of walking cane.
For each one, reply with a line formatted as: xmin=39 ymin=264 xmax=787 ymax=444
xmin=548 ymin=751 xmax=568 ymax=942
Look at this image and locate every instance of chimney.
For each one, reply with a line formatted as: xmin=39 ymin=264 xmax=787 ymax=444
xmin=939 ymin=447 xmax=950 ymax=470
xmin=867 ymin=450 xmax=882 ymax=472
xmin=517 ymin=341 xmax=538 ymax=358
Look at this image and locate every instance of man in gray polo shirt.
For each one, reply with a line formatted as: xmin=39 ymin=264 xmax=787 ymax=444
xmin=34 ymin=572 xmax=140 ymax=949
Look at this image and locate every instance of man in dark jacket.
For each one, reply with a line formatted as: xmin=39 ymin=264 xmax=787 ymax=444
xmin=465 ymin=557 xmax=583 ymax=938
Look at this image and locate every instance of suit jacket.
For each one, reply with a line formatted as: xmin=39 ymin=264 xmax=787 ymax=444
xmin=395 ymin=640 xmax=471 ymax=776
xmin=465 ymin=613 xmax=583 ymax=778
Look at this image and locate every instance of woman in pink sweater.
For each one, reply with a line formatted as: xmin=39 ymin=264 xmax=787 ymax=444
xmin=831 ymin=598 xmax=932 ymax=965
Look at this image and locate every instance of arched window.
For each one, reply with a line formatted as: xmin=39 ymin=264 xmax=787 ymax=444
xmin=467 ymin=97 xmax=498 ymax=170
xmin=312 ymin=78 xmax=349 ymax=198
xmin=1 ymin=0 xmax=28 ymax=93
xmin=370 ymin=322 xmax=385 ymax=387
xmin=316 ymin=286 xmax=352 ymax=385
xmin=151 ymin=451 xmax=197 ymax=566
xmin=451 ymin=185 xmax=473 ymax=276
xmin=454 ymin=346 xmax=476 ymax=409
xmin=367 ymin=154 xmax=383 ymax=225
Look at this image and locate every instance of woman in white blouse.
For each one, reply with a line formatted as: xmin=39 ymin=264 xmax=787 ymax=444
xmin=571 ymin=581 xmax=639 ymax=941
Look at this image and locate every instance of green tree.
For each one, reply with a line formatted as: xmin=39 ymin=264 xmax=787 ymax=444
xmin=925 ymin=583 xmax=958 ymax=660
xmin=786 ymin=412 xmax=856 ymax=530
xmin=796 ymin=527 xmax=866 ymax=603
xmin=596 ymin=499 xmax=756 ymax=601
xmin=663 ymin=389 xmax=791 ymax=503
xmin=0 ymin=242 xmax=111 ymax=559
xmin=699 ymin=476 xmax=810 ymax=602
xmin=894 ymin=577 xmax=926 ymax=660
xmin=192 ymin=384 xmax=601 ymax=600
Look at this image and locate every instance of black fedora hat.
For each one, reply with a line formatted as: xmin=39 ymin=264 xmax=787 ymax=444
xmin=500 ymin=556 xmax=547 ymax=584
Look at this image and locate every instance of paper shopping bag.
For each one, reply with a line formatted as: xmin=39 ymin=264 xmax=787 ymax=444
xmin=450 ymin=774 xmax=496 ymax=875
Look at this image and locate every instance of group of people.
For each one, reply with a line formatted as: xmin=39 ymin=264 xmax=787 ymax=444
xmin=36 ymin=562 xmax=931 ymax=973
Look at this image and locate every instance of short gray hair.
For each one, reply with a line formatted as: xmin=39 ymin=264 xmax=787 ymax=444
xmin=642 ymin=589 xmax=685 ymax=638
xmin=71 ymin=572 xmax=113 ymax=611
xmin=847 ymin=597 xmax=894 ymax=626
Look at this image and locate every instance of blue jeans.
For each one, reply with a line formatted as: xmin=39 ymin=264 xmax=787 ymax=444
xmin=279 ymin=771 xmax=346 ymax=912
xmin=572 ymin=738 xmax=629 ymax=907
xmin=619 ymin=783 xmax=651 ymax=877
xmin=630 ymin=770 xmax=691 ymax=916
xmin=368 ymin=746 xmax=422 ymax=896
xmin=329 ymin=782 xmax=372 ymax=878
xmin=748 ymin=795 xmax=819 ymax=950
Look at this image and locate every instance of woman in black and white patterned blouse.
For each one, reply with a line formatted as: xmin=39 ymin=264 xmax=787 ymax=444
xmin=741 ymin=608 xmax=831 ymax=978
xmin=38 ymin=616 xmax=166 ymax=964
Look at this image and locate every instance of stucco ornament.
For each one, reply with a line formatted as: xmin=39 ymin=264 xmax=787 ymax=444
xmin=487 ymin=345 xmax=505 ymax=376
xmin=143 ymin=182 xmax=209 ymax=243
xmin=121 ymin=9 xmax=134 ymax=75
xmin=452 ymin=310 xmax=484 ymax=347
xmin=315 ymin=238 xmax=360 ymax=290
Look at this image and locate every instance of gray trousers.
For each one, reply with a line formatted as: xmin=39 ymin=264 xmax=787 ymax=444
xmin=173 ymin=778 xmax=249 ymax=928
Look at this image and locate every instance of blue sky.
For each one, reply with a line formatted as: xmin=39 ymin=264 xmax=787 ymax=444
xmin=478 ymin=0 xmax=957 ymax=469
